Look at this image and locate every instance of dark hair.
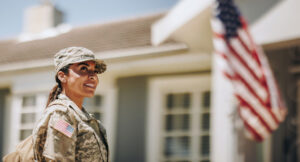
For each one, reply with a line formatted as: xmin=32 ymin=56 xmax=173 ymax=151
xmin=46 ymin=64 xmax=71 ymax=107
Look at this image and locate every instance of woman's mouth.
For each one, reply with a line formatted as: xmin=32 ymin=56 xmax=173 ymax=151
xmin=84 ymin=83 xmax=96 ymax=89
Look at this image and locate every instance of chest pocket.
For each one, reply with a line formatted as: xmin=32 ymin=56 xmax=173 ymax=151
xmin=76 ymin=128 xmax=102 ymax=161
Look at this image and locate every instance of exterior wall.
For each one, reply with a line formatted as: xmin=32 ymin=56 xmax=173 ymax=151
xmin=114 ymin=76 xmax=148 ymax=162
xmin=0 ymin=88 xmax=10 ymax=158
xmin=265 ymin=46 xmax=299 ymax=162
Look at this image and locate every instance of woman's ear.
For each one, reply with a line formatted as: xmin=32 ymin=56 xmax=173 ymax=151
xmin=57 ymin=71 xmax=67 ymax=83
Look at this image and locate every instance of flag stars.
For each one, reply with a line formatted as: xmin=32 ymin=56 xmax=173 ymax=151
xmin=215 ymin=0 xmax=242 ymax=39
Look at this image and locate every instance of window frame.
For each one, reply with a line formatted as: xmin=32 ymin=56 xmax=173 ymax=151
xmin=146 ymin=74 xmax=211 ymax=162
xmin=8 ymin=93 xmax=47 ymax=150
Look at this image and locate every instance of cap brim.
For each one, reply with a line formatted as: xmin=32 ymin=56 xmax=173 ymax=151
xmin=70 ymin=58 xmax=106 ymax=74
xmin=94 ymin=59 xmax=107 ymax=74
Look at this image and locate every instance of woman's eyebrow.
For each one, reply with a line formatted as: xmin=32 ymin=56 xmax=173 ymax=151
xmin=77 ymin=62 xmax=89 ymax=67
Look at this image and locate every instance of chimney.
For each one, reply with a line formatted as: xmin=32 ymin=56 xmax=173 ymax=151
xmin=23 ymin=1 xmax=63 ymax=34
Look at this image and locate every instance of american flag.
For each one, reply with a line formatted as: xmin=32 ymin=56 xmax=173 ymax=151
xmin=211 ymin=0 xmax=287 ymax=141
xmin=53 ymin=119 xmax=74 ymax=138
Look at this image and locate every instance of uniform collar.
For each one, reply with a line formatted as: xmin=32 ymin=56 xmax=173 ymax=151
xmin=58 ymin=94 xmax=92 ymax=121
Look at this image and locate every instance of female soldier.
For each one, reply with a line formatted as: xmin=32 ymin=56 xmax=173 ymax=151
xmin=32 ymin=47 xmax=109 ymax=161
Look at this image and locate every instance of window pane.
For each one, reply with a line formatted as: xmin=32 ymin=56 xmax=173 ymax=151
xmin=21 ymin=113 xmax=36 ymax=124
xmin=200 ymin=135 xmax=210 ymax=157
xmin=22 ymin=95 xmax=36 ymax=107
xmin=201 ymin=113 xmax=210 ymax=131
xmin=167 ymin=94 xmax=174 ymax=109
xmin=166 ymin=114 xmax=190 ymax=131
xmin=202 ymin=91 xmax=210 ymax=109
xmin=182 ymin=93 xmax=190 ymax=108
xmin=166 ymin=93 xmax=190 ymax=109
xmin=164 ymin=136 xmax=190 ymax=157
xmin=20 ymin=129 xmax=32 ymax=140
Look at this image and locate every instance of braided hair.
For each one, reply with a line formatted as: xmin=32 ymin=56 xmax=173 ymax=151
xmin=46 ymin=64 xmax=70 ymax=107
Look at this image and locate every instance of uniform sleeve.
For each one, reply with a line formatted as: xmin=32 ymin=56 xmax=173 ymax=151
xmin=42 ymin=111 xmax=77 ymax=162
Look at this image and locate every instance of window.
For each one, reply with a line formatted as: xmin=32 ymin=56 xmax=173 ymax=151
xmin=162 ymin=91 xmax=211 ymax=162
xmin=147 ymin=75 xmax=211 ymax=162
xmin=22 ymin=95 xmax=36 ymax=107
xmin=17 ymin=94 xmax=105 ymax=141
xmin=83 ymin=94 xmax=104 ymax=121
xmin=19 ymin=95 xmax=37 ymax=141
xmin=200 ymin=91 xmax=211 ymax=161
xmin=167 ymin=93 xmax=190 ymax=109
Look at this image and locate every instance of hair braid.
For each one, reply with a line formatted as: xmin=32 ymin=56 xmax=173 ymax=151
xmin=46 ymin=64 xmax=70 ymax=107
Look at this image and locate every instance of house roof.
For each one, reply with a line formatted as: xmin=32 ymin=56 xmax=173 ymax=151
xmin=0 ymin=12 xmax=176 ymax=66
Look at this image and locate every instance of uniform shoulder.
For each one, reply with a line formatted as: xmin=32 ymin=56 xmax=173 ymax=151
xmin=34 ymin=101 xmax=75 ymax=132
xmin=46 ymin=104 xmax=68 ymax=114
xmin=43 ymin=100 xmax=69 ymax=119
xmin=45 ymin=100 xmax=78 ymax=124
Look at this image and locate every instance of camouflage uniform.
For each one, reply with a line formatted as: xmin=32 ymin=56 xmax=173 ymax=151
xmin=32 ymin=94 xmax=109 ymax=162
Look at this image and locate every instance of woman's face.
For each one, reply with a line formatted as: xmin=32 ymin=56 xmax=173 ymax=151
xmin=62 ymin=61 xmax=99 ymax=99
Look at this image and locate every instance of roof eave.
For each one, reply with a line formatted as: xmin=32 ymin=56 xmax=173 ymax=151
xmin=0 ymin=43 xmax=188 ymax=73
xmin=250 ymin=0 xmax=300 ymax=45
xmin=151 ymin=0 xmax=213 ymax=46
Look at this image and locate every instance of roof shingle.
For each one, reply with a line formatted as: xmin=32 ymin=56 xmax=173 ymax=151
xmin=0 ymin=13 xmax=171 ymax=65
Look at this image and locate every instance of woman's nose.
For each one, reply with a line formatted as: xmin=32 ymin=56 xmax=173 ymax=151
xmin=88 ymin=71 xmax=97 ymax=79
xmin=89 ymin=75 xmax=96 ymax=80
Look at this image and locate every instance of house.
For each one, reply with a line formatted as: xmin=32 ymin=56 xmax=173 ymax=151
xmin=0 ymin=0 xmax=298 ymax=162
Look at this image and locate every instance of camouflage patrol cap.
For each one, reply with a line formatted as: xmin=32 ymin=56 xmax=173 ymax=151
xmin=54 ymin=47 xmax=106 ymax=73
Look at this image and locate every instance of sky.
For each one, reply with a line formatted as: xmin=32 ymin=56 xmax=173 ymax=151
xmin=0 ymin=0 xmax=180 ymax=40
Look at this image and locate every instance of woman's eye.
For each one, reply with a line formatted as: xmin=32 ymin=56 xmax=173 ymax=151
xmin=80 ymin=66 xmax=88 ymax=71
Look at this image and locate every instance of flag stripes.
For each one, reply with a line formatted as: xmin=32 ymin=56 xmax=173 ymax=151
xmin=53 ymin=119 xmax=74 ymax=138
xmin=211 ymin=0 xmax=286 ymax=141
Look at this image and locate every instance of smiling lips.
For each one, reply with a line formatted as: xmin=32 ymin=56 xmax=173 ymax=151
xmin=84 ymin=83 xmax=96 ymax=89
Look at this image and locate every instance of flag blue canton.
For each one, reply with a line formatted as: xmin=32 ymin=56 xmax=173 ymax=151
xmin=67 ymin=125 xmax=74 ymax=133
xmin=216 ymin=0 xmax=242 ymax=39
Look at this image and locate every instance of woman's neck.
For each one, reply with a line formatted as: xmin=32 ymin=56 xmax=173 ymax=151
xmin=61 ymin=91 xmax=83 ymax=110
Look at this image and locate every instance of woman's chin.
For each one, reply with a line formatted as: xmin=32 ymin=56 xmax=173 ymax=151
xmin=84 ymin=92 xmax=96 ymax=98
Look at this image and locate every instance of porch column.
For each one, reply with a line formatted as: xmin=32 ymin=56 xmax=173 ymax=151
xmin=211 ymin=53 xmax=243 ymax=162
